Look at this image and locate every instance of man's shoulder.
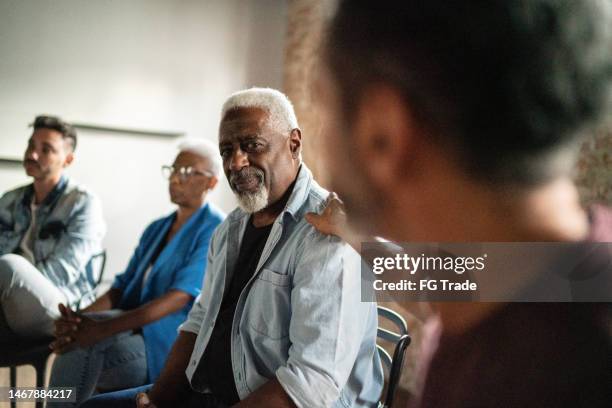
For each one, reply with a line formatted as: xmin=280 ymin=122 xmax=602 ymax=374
xmin=63 ymin=178 xmax=97 ymax=199
xmin=47 ymin=179 xmax=103 ymax=223
xmin=289 ymin=177 xmax=330 ymax=239
xmin=300 ymin=178 xmax=328 ymax=215
xmin=0 ymin=183 xmax=31 ymax=204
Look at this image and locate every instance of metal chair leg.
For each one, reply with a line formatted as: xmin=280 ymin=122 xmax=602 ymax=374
xmin=384 ymin=334 xmax=411 ymax=408
xmin=35 ymin=357 xmax=47 ymax=408
xmin=9 ymin=365 xmax=17 ymax=408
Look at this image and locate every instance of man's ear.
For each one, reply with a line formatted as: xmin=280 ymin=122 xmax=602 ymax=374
xmin=63 ymin=152 xmax=74 ymax=168
xmin=353 ymin=85 xmax=418 ymax=189
xmin=289 ymin=128 xmax=302 ymax=159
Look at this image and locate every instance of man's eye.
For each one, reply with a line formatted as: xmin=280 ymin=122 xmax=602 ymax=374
xmin=220 ymin=149 xmax=231 ymax=158
xmin=244 ymin=142 xmax=262 ymax=151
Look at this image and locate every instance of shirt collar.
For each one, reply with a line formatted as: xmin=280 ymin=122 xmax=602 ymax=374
xmin=22 ymin=175 xmax=69 ymax=209
xmin=282 ymin=163 xmax=311 ymax=221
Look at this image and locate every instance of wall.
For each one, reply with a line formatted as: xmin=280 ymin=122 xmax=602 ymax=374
xmin=576 ymin=125 xmax=612 ymax=206
xmin=283 ymin=0 xmax=334 ymax=187
xmin=0 ymin=0 xmax=288 ymax=279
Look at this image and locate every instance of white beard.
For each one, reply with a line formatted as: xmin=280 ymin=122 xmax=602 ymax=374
xmin=235 ymin=185 xmax=269 ymax=213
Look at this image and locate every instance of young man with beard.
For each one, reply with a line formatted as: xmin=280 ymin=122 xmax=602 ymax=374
xmin=308 ymin=0 xmax=612 ymax=406
xmin=0 ymin=115 xmax=105 ymax=339
xmin=82 ymin=88 xmax=383 ymax=408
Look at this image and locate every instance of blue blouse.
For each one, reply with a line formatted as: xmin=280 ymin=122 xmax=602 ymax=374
xmin=111 ymin=202 xmax=224 ymax=381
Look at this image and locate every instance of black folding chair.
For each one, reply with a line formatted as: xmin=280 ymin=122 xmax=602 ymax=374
xmin=377 ymin=306 xmax=412 ymax=408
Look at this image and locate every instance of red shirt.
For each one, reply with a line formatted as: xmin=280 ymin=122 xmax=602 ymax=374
xmin=413 ymin=206 xmax=612 ymax=408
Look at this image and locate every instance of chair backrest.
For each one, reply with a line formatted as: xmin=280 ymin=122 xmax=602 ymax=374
xmin=78 ymin=250 xmax=107 ymax=310
xmin=377 ymin=306 xmax=408 ymax=369
xmin=377 ymin=306 xmax=411 ymax=408
xmin=86 ymin=250 xmax=107 ymax=287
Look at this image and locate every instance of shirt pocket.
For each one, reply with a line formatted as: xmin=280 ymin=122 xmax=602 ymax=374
xmin=36 ymin=231 xmax=60 ymax=261
xmin=242 ymin=268 xmax=292 ymax=340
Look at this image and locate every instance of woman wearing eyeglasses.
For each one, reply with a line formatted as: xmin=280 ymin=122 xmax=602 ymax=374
xmin=47 ymin=139 xmax=225 ymax=407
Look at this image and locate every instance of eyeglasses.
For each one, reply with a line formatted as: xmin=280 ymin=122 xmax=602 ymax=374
xmin=161 ymin=165 xmax=213 ymax=182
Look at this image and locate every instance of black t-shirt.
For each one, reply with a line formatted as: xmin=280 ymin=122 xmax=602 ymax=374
xmin=196 ymin=217 xmax=273 ymax=405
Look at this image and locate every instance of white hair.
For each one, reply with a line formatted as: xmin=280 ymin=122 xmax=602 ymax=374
xmin=177 ymin=138 xmax=222 ymax=177
xmin=221 ymin=87 xmax=299 ymax=133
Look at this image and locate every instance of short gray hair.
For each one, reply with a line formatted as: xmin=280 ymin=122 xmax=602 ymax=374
xmin=221 ymin=87 xmax=299 ymax=133
xmin=177 ymin=138 xmax=222 ymax=177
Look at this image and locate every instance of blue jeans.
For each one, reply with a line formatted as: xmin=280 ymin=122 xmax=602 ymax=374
xmin=81 ymin=384 xmax=228 ymax=408
xmin=47 ymin=311 xmax=148 ymax=407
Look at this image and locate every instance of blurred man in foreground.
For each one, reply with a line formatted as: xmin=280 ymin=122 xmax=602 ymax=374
xmin=311 ymin=0 xmax=612 ymax=406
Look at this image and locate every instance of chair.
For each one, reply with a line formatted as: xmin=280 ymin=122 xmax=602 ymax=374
xmin=0 ymin=250 xmax=106 ymax=408
xmin=0 ymin=338 xmax=55 ymax=408
xmin=377 ymin=306 xmax=412 ymax=408
xmin=79 ymin=249 xmax=108 ymax=310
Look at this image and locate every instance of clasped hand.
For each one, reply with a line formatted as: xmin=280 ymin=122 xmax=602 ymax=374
xmin=50 ymin=303 xmax=107 ymax=353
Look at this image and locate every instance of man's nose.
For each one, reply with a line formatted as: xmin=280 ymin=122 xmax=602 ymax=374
xmin=25 ymin=149 xmax=38 ymax=161
xmin=229 ymin=148 xmax=249 ymax=172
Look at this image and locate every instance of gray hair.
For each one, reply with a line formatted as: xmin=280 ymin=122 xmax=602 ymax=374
xmin=177 ymin=138 xmax=222 ymax=177
xmin=221 ymin=87 xmax=299 ymax=133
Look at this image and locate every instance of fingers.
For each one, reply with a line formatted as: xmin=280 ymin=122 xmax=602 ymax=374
xmin=55 ymin=304 xmax=80 ymax=338
xmin=327 ymin=192 xmax=344 ymax=206
xmin=136 ymin=392 xmax=156 ymax=408
xmin=325 ymin=191 xmax=340 ymax=204
xmin=54 ymin=321 xmax=79 ymax=337
xmin=57 ymin=303 xmax=81 ymax=324
xmin=58 ymin=303 xmax=68 ymax=316
xmin=49 ymin=335 xmax=74 ymax=354
xmin=304 ymin=212 xmax=321 ymax=228
xmin=326 ymin=193 xmax=346 ymax=213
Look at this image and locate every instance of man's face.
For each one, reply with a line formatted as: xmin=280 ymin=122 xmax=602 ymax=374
xmin=23 ymin=128 xmax=73 ymax=182
xmin=219 ymin=107 xmax=299 ymax=213
xmin=168 ymin=151 xmax=216 ymax=207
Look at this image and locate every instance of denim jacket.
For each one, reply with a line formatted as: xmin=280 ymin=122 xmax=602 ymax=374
xmin=0 ymin=176 xmax=106 ymax=308
xmin=180 ymin=165 xmax=383 ymax=407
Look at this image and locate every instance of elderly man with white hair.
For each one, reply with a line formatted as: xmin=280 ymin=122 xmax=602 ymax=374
xmin=82 ymin=87 xmax=383 ymax=408
xmin=47 ymin=140 xmax=225 ymax=407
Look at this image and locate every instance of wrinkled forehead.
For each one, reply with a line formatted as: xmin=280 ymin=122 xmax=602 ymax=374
xmin=219 ymin=107 xmax=270 ymax=142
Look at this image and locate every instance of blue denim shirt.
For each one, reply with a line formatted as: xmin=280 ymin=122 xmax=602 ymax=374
xmin=111 ymin=203 xmax=225 ymax=381
xmin=0 ymin=176 xmax=106 ymax=308
xmin=180 ymin=165 xmax=383 ymax=407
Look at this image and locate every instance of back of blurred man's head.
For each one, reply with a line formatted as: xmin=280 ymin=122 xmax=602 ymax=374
xmin=327 ymin=0 xmax=612 ymax=185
